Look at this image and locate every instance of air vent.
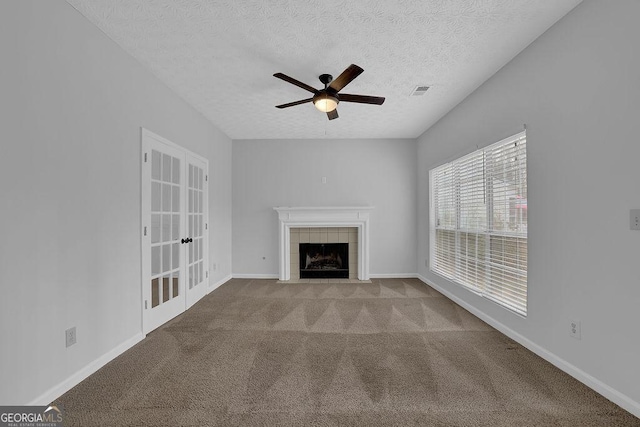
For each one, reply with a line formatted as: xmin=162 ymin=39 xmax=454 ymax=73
xmin=410 ymin=85 xmax=430 ymax=96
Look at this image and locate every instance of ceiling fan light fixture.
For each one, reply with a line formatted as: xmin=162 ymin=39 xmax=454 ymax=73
xmin=313 ymin=93 xmax=338 ymax=112
xmin=274 ymin=65 xmax=384 ymax=120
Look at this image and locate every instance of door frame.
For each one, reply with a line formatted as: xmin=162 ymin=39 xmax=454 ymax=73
xmin=140 ymin=128 xmax=210 ymax=334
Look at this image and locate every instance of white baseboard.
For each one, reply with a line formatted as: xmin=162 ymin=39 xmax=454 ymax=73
xmin=31 ymin=274 xmax=233 ymax=406
xmin=232 ymin=273 xmax=279 ymax=279
xmin=208 ymin=274 xmax=232 ymax=294
xmin=27 ymin=272 xmax=639 ymax=418
xmin=369 ymin=273 xmax=418 ymax=279
xmin=416 ymin=274 xmax=640 ymax=419
xmin=28 ymin=332 xmax=145 ymax=406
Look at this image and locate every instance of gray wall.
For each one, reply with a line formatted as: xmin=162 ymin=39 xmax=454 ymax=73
xmin=417 ymin=0 xmax=640 ymax=412
xmin=0 ymin=1 xmax=232 ymax=404
xmin=232 ymin=138 xmax=417 ymax=277
xmin=3 ymin=0 xmax=638 ymax=415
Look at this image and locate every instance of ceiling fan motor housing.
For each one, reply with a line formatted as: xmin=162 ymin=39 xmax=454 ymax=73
xmin=314 ymin=74 xmax=339 ymax=112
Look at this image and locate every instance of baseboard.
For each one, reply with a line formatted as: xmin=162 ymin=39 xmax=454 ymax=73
xmin=208 ymin=274 xmax=232 ymax=294
xmin=416 ymin=274 xmax=640 ymax=419
xmin=232 ymin=273 xmax=279 ymax=279
xmin=28 ymin=332 xmax=145 ymax=406
xmin=369 ymin=273 xmax=418 ymax=279
xmin=28 ymin=273 xmax=639 ymax=417
xmin=30 ymin=274 xmax=233 ymax=405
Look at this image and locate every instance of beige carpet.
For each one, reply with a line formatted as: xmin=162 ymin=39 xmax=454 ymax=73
xmin=55 ymin=278 xmax=639 ymax=426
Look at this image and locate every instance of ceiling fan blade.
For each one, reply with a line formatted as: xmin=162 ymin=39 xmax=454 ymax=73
xmin=327 ymin=109 xmax=339 ymax=120
xmin=273 ymin=73 xmax=318 ymax=94
xmin=339 ymin=94 xmax=385 ymax=105
xmin=329 ymin=64 xmax=364 ymax=92
xmin=275 ymin=98 xmax=313 ymax=109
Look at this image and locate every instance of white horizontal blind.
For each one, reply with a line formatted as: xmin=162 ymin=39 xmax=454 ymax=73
xmin=430 ymin=131 xmax=527 ymax=315
xmin=456 ymin=150 xmax=486 ymax=292
xmin=432 ymin=163 xmax=456 ymax=279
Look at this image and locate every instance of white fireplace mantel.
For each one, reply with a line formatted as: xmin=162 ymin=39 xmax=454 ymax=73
xmin=273 ymin=206 xmax=373 ymax=281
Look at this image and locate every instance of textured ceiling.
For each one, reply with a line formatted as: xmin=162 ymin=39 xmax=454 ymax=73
xmin=66 ymin=0 xmax=582 ymax=140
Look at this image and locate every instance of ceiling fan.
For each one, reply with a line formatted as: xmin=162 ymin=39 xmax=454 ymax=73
xmin=273 ymin=64 xmax=385 ymax=120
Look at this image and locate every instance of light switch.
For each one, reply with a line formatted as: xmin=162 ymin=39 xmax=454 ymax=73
xmin=631 ymin=209 xmax=640 ymax=230
xmin=321 ymin=177 xmax=327 ymax=184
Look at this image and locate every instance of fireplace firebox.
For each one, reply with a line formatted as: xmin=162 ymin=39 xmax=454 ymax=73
xmin=299 ymin=243 xmax=349 ymax=279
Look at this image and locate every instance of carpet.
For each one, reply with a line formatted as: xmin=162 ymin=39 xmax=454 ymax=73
xmin=54 ymin=278 xmax=640 ymax=426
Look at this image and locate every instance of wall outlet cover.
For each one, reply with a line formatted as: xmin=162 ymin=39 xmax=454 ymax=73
xmin=569 ymin=319 xmax=581 ymax=340
xmin=65 ymin=327 xmax=77 ymax=347
xmin=631 ymin=209 xmax=640 ymax=230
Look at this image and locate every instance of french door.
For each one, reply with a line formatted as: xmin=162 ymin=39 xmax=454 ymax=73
xmin=185 ymin=156 xmax=209 ymax=308
xmin=141 ymin=129 xmax=209 ymax=334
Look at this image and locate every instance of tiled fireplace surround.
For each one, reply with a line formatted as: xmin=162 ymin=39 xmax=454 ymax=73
xmin=290 ymin=227 xmax=358 ymax=280
xmin=273 ymin=207 xmax=372 ymax=281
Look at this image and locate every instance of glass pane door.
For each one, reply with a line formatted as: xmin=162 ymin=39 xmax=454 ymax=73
xmin=150 ymin=150 xmax=182 ymax=307
xmin=142 ymin=131 xmax=186 ymax=334
xmin=186 ymin=156 xmax=208 ymax=308
xmin=142 ymin=129 xmax=209 ymax=332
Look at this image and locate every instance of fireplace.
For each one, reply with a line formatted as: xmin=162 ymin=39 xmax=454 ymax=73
xmin=299 ymin=243 xmax=349 ymax=279
xmin=273 ymin=206 xmax=373 ymax=281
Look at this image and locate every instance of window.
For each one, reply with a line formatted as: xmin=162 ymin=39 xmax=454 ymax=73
xmin=430 ymin=131 xmax=527 ymax=315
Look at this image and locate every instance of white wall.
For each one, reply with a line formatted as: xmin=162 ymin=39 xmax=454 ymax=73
xmin=0 ymin=0 xmax=232 ymax=405
xmin=232 ymin=138 xmax=417 ymax=277
xmin=417 ymin=0 xmax=640 ymax=415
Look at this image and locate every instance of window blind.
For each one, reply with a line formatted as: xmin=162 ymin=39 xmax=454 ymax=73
xmin=430 ymin=131 xmax=527 ymax=315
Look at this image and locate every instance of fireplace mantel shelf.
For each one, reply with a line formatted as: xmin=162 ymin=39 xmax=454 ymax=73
xmin=273 ymin=206 xmax=373 ymax=281
xmin=274 ymin=206 xmax=374 ymax=218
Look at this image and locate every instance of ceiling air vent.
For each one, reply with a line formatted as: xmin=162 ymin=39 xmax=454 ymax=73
xmin=410 ymin=85 xmax=430 ymax=96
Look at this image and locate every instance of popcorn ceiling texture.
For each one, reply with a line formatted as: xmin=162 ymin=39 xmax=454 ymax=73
xmin=66 ymin=0 xmax=581 ymax=139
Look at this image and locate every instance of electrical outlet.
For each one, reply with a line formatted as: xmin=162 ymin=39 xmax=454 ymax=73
xmin=212 ymin=263 xmax=217 ymax=271
xmin=569 ymin=320 xmax=581 ymax=340
xmin=631 ymin=209 xmax=640 ymax=230
xmin=65 ymin=327 xmax=77 ymax=347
